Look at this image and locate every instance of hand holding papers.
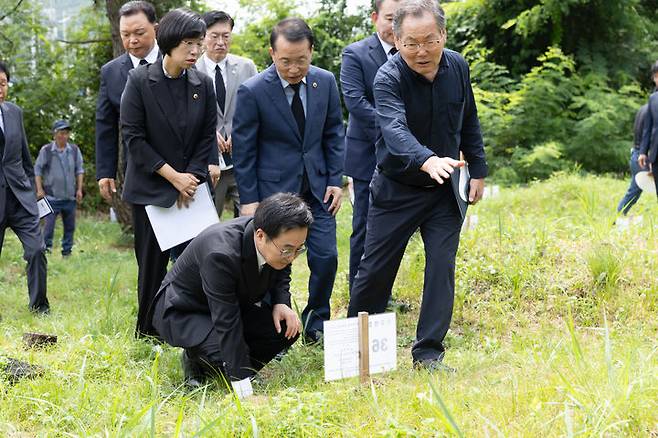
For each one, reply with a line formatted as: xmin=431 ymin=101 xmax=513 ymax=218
xmin=145 ymin=182 xmax=219 ymax=251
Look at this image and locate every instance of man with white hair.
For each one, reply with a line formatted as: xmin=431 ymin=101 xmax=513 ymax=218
xmin=348 ymin=0 xmax=488 ymax=371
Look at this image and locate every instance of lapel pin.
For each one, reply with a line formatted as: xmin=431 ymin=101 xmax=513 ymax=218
xmin=193 ymin=93 xmax=199 ymax=100
xmin=312 ymin=82 xmax=318 ymax=88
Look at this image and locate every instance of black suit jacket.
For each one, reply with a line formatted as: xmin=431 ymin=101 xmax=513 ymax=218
xmin=0 ymin=101 xmax=38 ymax=216
xmin=151 ymin=217 xmax=292 ymax=379
xmin=95 ymin=53 xmax=132 ymax=180
xmin=120 ymin=61 xmax=218 ymax=207
xmin=640 ymin=92 xmax=658 ymax=163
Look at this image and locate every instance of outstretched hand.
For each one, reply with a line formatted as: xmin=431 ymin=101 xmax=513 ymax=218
xmin=420 ymin=156 xmax=465 ymax=184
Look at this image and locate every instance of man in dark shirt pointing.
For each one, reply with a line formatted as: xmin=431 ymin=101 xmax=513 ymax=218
xmin=347 ymin=0 xmax=487 ymax=371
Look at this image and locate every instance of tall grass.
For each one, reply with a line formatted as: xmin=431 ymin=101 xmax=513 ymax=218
xmin=0 ymin=173 xmax=657 ymax=435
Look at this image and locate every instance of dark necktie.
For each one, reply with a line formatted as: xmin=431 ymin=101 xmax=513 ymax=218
xmin=215 ymin=65 xmax=226 ymax=113
xmin=290 ymin=82 xmax=305 ymax=139
xmin=0 ymin=122 xmax=5 ymax=159
xmin=139 ymin=59 xmax=148 ymax=66
xmin=389 ymin=47 xmax=398 ymax=57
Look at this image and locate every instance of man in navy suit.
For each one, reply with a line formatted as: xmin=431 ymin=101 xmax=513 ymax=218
xmin=637 ymin=61 xmax=658 ymax=194
xmin=232 ymin=18 xmax=344 ymax=342
xmin=341 ymin=0 xmax=400 ymax=292
xmin=95 ymin=1 xmax=160 ymax=201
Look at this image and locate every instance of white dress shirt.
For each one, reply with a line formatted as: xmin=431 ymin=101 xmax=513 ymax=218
xmin=128 ymin=43 xmax=160 ymax=69
xmin=202 ymin=55 xmax=232 ymax=170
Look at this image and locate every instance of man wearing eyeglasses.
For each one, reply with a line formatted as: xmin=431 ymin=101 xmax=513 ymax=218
xmin=149 ymin=193 xmax=310 ymax=387
xmin=232 ymin=18 xmax=344 ymax=344
xmin=197 ymin=11 xmax=257 ymax=219
xmin=347 ymin=0 xmax=488 ymax=372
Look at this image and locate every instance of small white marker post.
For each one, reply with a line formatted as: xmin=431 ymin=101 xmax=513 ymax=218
xmin=358 ymin=312 xmax=370 ymax=384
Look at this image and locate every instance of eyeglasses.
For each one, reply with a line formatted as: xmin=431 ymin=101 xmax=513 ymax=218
xmin=278 ymin=58 xmax=310 ymax=69
xmin=270 ymin=238 xmax=307 ymax=259
xmin=181 ymin=39 xmax=203 ymax=51
xmin=401 ymin=39 xmax=443 ymax=53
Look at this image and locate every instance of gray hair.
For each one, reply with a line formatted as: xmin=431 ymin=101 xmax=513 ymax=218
xmin=392 ymin=0 xmax=445 ymax=38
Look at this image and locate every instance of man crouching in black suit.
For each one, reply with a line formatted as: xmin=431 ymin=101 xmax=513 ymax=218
xmin=149 ymin=193 xmax=311 ymax=388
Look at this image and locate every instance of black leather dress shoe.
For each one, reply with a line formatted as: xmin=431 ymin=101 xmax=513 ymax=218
xmin=30 ymin=305 xmax=50 ymax=315
xmin=386 ymin=298 xmax=412 ymax=313
xmin=181 ymin=351 xmax=207 ymax=388
xmin=413 ymin=358 xmax=456 ymax=373
xmin=303 ymin=329 xmax=323 ymax=345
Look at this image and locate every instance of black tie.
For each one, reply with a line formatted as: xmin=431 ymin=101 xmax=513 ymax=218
xmin=0 ymin=123 xmax=5 ymax=159
xmin=139 ymin=59 xmax=148 ymax=66
xmin=215 ymin=65 xmax=226 ymax=113
xmin=389 ymin=47 xmax=398 ymax=57
xmin=290 ymin=82 xmax=305 ymax=139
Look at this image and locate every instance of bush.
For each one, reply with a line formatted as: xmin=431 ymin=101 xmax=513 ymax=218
xmin=512 ymin=141 xmax=566 ymax=181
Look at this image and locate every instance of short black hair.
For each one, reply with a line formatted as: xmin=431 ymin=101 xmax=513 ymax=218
xmin=157 ymin=8 xmax=206 ymax=56
xmin=118 ymin=1 xmax=157 ymax=23
xmin=0 ymin=61 xmax=9 ymax=82
xmin=270 ymin=18 xmax=314 ymax=50
xmin=253 ymin=193 xmax=313 ymax=238
xmin=652 ymin=60 xmax=658 ymax=76
xmin=201 ymin=10 xmax=235 ymax=30
xmin=374 ymin=0 xmax=400 ymax=13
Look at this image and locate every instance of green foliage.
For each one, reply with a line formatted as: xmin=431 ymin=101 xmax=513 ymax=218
xmin=229 ymin=0 xmax=297 ymax=71
xmin=446 ymin=0 xmax=658 ymax=84
xmin=566 ymin=79 xmax=643 ymax=173
xmin=1 ymin=0 xmax=112 ymax=210
xmin=307 ymin=0 xmax=371 ymax=83
xmin=502 ymin=47 xmax=577 ymax=149
xmin=512 ymin=141 xmax=566 ymax=181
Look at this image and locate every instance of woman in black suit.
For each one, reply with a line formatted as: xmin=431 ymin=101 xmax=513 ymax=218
xmin=120 ymin=8 xmax=218 ymax=337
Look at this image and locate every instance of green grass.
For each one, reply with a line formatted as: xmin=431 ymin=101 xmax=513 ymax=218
xmin=1 ymin=173 xmax=657 ymax=436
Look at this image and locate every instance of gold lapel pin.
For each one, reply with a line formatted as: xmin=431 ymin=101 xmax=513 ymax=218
xmin=312 ymin=82 xmax=318 ymax=88
xmin=193 ymin=93 xmax=199 ymax=99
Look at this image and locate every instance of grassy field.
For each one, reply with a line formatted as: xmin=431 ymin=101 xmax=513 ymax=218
xmin=1 ymin=173 xmax=657 ymax=436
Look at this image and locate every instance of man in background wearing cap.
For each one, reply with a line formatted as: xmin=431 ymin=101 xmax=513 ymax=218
xmin=35 ymin=120 xmax=84 ymax=257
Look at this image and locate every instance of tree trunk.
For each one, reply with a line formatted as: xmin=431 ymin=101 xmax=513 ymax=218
xmin=102 ymin=0 xmax=132 ymax=232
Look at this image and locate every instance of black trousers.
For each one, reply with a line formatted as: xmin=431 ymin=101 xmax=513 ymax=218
xmin=348 ymin=177 xmax=371 ymax=291
xmin=186 ymin=303 xmax=298 ymax=380
xmin=132 ymin=204 xmax=170 ymax=337
xmin=0 ymin=187 xmax=48 ymax=311
xmin=347 ymin=172 xmax=462 ymax=362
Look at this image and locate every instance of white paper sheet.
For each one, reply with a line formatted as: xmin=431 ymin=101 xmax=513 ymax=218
xmin=459 ymin=163 xmax=470 ymax=202
xmin=323 ymin=312 xmax=397 ymax=382
xmin=231 ymin=378 xmax=254 ymax=399
xmin=37 ymin=198 xmax=53 ymax=219
xmin=145 ymin=182 xmax=219 ymax=251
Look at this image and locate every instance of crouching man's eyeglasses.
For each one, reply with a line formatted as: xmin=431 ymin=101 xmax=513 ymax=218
xmin=270 ymin=239 xmax=307 ymax=258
